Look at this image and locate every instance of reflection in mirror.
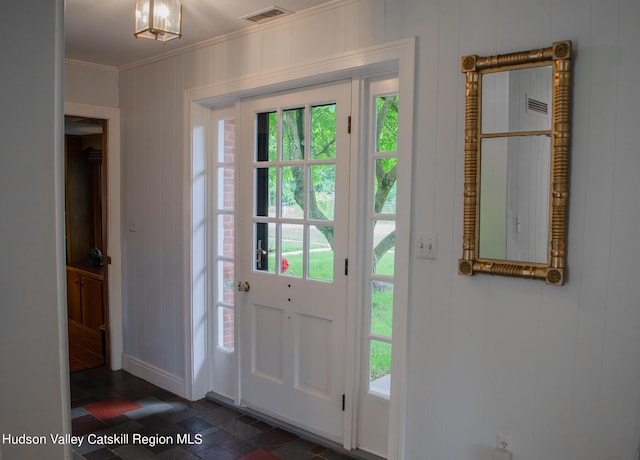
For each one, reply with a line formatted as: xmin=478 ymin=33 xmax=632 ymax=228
xmin=479 ymin=136 xmax=550 ymax=263
xmin=482 ymin=66 xmax=552 ymax=134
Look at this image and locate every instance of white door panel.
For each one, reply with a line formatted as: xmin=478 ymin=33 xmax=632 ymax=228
xmin=239 ymin=81 xmax=351 ymax=442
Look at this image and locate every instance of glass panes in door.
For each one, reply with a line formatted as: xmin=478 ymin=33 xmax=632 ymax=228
xmin=253 ymin=104 xmax=338 ymax=282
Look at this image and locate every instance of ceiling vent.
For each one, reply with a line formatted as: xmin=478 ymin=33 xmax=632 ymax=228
xmin=242 ymin=6 xmax=292 ymax=24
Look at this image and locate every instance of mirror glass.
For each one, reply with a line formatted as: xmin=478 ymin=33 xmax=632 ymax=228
xmin=482 ymin=66 xmax=552 ymax=134
xmin=479 ymin=136 xmax=550 ymax=263
xmin=459 ymin=41 xmax=571 ymax=285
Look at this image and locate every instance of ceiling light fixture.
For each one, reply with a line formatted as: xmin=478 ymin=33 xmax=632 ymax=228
xmin=134 ymin=0 xmax=182 ymax=43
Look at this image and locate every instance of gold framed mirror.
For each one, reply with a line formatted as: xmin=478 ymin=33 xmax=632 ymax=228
xmin=458 ymin=41 xmax=571 ymax=285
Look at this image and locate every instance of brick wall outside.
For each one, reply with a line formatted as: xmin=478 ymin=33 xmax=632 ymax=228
xmin=221 ymin=119 xmax=235 ymax=350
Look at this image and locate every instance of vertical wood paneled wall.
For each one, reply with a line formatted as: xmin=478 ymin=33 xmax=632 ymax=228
xmin=115 ymin=0 xmax=640 ymax=458
xmin=403 ymin=1 xmax=640 ymax=459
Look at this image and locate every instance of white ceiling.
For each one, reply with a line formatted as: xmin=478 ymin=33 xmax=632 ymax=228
xmin=65 ymin=0 xmax=336 ymax=68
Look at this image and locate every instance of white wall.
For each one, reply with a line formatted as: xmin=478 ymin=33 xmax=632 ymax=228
xmin=118 ymin=0 xmax=393 ymax=391
xmin=65 ymin=60 xmax=119 ymax=108
xmin=118 ymin=0 xmax=640 ymax=459
xmin=404 ymin=1 xmax=640 ymax=459
xmin=0 ymin=1 xmax=70 ymax=459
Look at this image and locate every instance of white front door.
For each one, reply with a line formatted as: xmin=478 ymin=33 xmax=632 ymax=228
xmin=238 ymin=81 xmax=351 ymax=442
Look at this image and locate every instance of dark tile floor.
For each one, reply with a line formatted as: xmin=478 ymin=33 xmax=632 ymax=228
xmin=70 ymin=367 xmax=361 ymax=460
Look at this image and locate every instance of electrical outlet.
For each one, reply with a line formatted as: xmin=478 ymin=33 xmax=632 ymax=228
xmin=496 ymin=434 xmax=513 ymax=452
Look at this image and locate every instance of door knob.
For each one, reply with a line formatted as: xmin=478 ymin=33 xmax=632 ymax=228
xmin=237 ymin=281 xmax=250 ymax=292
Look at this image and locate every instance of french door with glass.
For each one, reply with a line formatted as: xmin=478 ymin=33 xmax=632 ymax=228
xmin=238 ymin=81 xmax=352 ymax=442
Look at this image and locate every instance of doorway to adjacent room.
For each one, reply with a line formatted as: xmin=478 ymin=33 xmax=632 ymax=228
xmin=64 ymin=115 xmax=110 ymax=371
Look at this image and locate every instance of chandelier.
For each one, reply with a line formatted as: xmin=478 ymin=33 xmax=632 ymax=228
xmin=134 ymin=0 xmax=182 ymax=43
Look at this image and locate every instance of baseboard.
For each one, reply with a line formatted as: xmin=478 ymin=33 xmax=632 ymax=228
xmin=122 ymin=353 xmax=186 ymax=397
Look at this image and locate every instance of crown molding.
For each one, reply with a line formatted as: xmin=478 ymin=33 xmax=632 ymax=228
xmin=118 ymin=0 xmax=359 ymax=71
xmin=65 ymin=58 xmax=119 ymax=73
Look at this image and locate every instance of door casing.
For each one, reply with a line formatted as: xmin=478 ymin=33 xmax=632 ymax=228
xmin=64 ymin=102 xmax=123 ymax=371
xmin=186 ymin=38 xmax=415 ymax=459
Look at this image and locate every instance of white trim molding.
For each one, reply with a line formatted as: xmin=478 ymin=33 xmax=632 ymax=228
xmin=64 ymin=58 xmax=118 ymax=73
xmin=122 ymin=353 xmax=186 ymax=397
xmin=184 ymin=37 xmax=415 ymax=460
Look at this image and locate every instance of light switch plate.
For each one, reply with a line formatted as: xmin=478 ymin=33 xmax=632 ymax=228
xmin=416 ymin=232 xmax=437 ymax=260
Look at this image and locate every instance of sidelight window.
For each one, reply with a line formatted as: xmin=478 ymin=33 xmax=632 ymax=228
xmin=365 ymin=81 xmax=399 ymax=398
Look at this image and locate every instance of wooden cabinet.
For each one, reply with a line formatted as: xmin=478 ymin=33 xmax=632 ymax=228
xmin=66 ymin=270 xmax=83 ymax=323
xmin=66 ymin=266 xmax=104 ymax=332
